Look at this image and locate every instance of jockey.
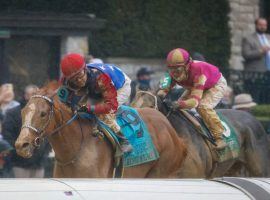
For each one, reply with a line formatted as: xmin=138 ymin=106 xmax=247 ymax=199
xmin=60 ymin=53 xmax=132 ymax=153
xmin=158 ymin=48 xmax=227 ymax=150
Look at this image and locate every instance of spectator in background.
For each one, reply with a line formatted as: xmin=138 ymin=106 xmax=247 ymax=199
xmin=130 ymin=67 xmax=154 ymax=103
xmin=192 ymin=52 xmax=206 ymax=62
xmin=0 ymin=137 xmax=13 ymax=177
xmin=2 ymin=84 xmax=50 ymax=178
xmin=232 ymin=93 xmax=257 ymax=112
xmin=0 ymin=83 xmax=20 ymax=116
xmin=86 ymin=54 xmax=104 ymax=64
xmin=242 ymin=17 xmax=270 ymax=72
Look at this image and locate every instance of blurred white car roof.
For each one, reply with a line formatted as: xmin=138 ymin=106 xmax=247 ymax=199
xmin=0 ymin=178 xmax=260 ymax=200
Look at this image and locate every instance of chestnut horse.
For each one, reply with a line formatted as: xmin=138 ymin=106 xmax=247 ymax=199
xmin=131 ymin=91 xmax=270 ymax=178
xmin=15 ymin=83 xmax=186 ymax=178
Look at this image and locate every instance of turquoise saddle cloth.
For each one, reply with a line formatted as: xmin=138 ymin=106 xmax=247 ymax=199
xmin=80 ymin=105 xmax=160 ymax=167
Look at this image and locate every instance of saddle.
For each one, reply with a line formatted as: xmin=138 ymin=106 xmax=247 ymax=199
xmin=180 ymin=110 xmax=216 ymax=144
xmin=78 ymin=105 xmax=159 ymax=177
xmin=173 ymin=109 xmax=240 ymax=163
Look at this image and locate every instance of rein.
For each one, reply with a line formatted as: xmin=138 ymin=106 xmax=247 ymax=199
xmin=21 ymin=94 xmax=83 ymax=166
xmin=21 ymin=95 xmax=78 ymax=141
xmin=21 ymin=95 xmax=55 ymax=139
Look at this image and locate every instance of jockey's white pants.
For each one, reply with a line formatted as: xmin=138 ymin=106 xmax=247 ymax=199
xmin=117 ymin=74 xmax=131 ymax=105
xmin=197 ymin=75 xmax=227 ymax=139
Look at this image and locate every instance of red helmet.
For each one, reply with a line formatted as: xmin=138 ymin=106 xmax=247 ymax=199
xmin=166 ymin=48 xmax=191 ymax=68
xmin=60 ymin=53 xmax=85 ymax=79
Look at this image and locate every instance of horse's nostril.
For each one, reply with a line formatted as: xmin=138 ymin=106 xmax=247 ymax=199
xmin=22 ymin=142 xmax=30 ymax=149
xmin=34 ymin=137 xmax=41 ymax=147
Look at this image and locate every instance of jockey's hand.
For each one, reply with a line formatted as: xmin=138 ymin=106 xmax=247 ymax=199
xmin=171 ymin=101 xmax=180 ymax=111
xmin=77 ymin=105 xmax=89 ymax=113
xmin=157 ymin=90 xmax=167 ymax=99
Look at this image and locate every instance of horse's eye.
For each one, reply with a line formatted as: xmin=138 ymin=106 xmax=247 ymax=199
xmin=40 ymin=111 xmax=47 ymax=117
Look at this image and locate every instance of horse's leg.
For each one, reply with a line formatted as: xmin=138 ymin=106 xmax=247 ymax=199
xmin=244 ymin=126 xmax=269 ymax=177
xmin=220 ymin=110 xmax=270 ymax=177
xmin=224 ymin=161 xmax=248 ymax=177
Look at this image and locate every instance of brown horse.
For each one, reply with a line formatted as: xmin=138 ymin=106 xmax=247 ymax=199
xmin=15 ymin=83 xmax=187 ymax=178
xmin=131 ymin=91 xmax=270 ymax=178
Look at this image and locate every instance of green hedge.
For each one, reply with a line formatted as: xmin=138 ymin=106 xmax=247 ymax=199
xmin=251 ymin=105 xmax=270 ymax=133
xmin=251 ymin=104 xmax=270 ymax=119
xmin=1 ymin=0 xmax=231 ymax=68
xmin=90 ymin=0 xmax=231 ymax=68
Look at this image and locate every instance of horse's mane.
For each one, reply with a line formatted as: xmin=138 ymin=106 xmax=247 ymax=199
xmin=36 ymin=80 xmax=60 ymax=96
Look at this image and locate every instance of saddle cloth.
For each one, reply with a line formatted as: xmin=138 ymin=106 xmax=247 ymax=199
xmin=184 ymin=110 xmax=240 ymax=162
xmin=116 ymin=105 xmax=159 ymax=167
xmin=79 ymin=105 xmax=160 ymax=168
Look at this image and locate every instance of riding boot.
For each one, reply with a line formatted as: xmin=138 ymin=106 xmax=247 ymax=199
xmin=115 ymin=131 xmax=133 ymax=153
xmin=196 ymin=106 xmax=227 ymax=150
xmin=98 ymin=113 xmax=133 ymax=153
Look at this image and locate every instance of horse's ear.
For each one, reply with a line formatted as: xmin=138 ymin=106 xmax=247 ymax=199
xmin=40 ymin=81 xmax=60 ymax=97
xmin=33 ymin=88 xmax=41 ymax=95
xmin=48 ymin=89 xmax=58 ymax=98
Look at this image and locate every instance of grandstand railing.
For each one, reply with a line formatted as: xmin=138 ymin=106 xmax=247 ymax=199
xmin=222 ymin=70 xmax=270 ymax=104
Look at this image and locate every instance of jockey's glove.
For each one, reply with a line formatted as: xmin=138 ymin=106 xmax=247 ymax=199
xmin=77 ymin=104 xmax=95 ymax=113
xmin=171 ymin=101 xmax=180 ymax=111
xmin=77 ymin=105 xmax=89 ymax=113
xmin=157 ymin=90 xmax=167 ymax=99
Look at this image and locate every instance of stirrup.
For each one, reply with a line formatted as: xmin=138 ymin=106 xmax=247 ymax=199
xmin=120 ymin=139 xmax=133 ymax=153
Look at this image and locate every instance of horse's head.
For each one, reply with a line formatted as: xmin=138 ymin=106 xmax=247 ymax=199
xmin=130 ymin=90 xmax=172 ymax=115
xmin=130 ymin=91 xmax=159 ymax=109
xmin=15 ymin=82 xmax=60 ymax=158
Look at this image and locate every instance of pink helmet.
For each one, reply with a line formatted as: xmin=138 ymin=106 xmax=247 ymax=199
xmin=166 ymin=48 xmax=191 ymax=68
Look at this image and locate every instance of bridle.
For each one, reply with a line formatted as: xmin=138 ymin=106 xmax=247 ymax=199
xmin=21 ymin=94 xmax=79 ymax=140
xmin=21 ymin=94 xmax=82 ymax=166
xmin=21 ymin=95 xmax=55 ymax=141
xmin=20 ymin=94 xmax=121 ymax=175
xmin=21 ymin=95 xmax=83 ymax=158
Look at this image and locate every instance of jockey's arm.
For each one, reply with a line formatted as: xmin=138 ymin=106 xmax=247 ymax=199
xmin=88 ymin=73 xmax=118 ymax=114
xmin=178 ymin=75 xmax=207 ymax=109
xmin=179 ymin=89 xmax=191 ymax=100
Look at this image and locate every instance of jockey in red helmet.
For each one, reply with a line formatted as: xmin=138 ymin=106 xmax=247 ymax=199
xmin=60 ymin=53 xmax=132 ymax=153
xmin=158 ymin=48 xmax=228 ymax=150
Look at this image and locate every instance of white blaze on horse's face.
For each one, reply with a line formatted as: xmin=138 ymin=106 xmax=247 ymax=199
xmin=16 ymin=98 xmax=51 ymax=158
xmin=24 ymin=103 xmax=36 ymax=129
xmin=15 ymin=102 xmax=38 ymax=158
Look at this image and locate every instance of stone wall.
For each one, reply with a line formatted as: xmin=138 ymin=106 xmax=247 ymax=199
xmin=228 ymin=0 xmax=260 ymax=69
xmin=60 ymin=36 xmax=89 ymax=58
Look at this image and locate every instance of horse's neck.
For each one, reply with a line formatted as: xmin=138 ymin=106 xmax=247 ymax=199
xmin=48 ymin=114 xmax=86 ymax=163
xmin=48 ymin=104 xmax=114 ymax=177
xmin=166 ymin=111 xmax=200 ymax=139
